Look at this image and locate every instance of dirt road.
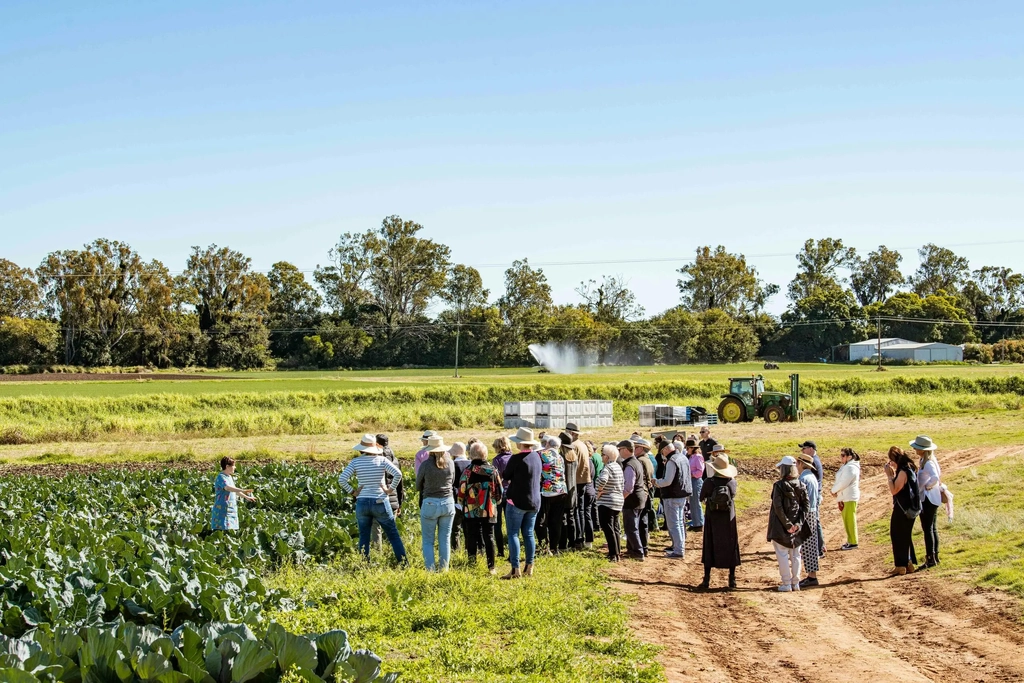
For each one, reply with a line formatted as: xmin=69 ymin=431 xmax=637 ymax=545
xmin=612 ymin=446 xmax=1024 ymax=683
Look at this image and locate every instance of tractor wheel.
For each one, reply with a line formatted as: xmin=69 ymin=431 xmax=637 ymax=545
xmin=717 ymin=397 xmax=746 ymax=424
xmin=762 ymin=405 xmax=786 ymax=423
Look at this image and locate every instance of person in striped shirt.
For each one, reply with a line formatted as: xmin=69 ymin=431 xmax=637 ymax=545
xmin=339 ymin=434 xmax=407 ymax=563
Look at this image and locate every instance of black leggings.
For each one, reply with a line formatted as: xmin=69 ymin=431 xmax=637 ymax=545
xmin=465 ymin=518 xmax=496 ymax=569
xmin=920 ymin=500 xmax=940 ymax=563
xmin=494 ymin=502 xmax=505 ymax=556
xmin=890 ymin=506 xmax=919 ymax=567
xmin=598 ymin=505 xmax=621 ymax=559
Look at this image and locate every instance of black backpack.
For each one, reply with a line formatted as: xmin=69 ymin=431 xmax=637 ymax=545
xmin=898 ymin=467 xmax=923 ymax=520
xmin=707 ymin=483 xmax=732 ymax=512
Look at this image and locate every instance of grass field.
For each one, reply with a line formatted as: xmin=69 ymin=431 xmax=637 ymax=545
xmin=1 ymin=363 xmax=1023 ymax=445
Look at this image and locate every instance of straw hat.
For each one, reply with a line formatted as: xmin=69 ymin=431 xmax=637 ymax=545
xmin=710 ymin=443 xmax=729 ymax=455
xmin=708 ymin=452 xmax=738 ymax=479
xmin=796 ymin=451 xmax=815 ymax=466
xmin=509 ymin=427 xmax=540 ymax=447
xmin=909 ymin=435 xmax=937 ymax=451
xmin=353 ymin=433 xmax=383 ymax=455
xmin=421 ymin=429 xmax=438 ymax=440
xmin=426 ymin=435 xmax=449 ymax=453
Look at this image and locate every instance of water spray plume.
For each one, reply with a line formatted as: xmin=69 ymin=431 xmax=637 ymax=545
xmin=528 ymin=342 xmax=594 ymax=375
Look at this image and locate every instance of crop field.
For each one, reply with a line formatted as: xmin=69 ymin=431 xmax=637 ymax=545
xmin=2 ymin=363 xmax=1024 ymax=446
xmin=2 ymin=363 xmax=1024 ymax=682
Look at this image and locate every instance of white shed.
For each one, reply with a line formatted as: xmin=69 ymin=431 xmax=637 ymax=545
xmin=846 ymin=338 xmax=915 ymax=361
xmin=880 ymin=342 xmax=963 ymax=362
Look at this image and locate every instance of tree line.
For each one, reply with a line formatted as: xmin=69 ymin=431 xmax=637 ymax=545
xmin=1 ymin=219 xmax=1021 ymax=369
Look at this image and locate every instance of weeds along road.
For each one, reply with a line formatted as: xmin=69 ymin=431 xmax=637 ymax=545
xmin=613 ymin=446 xmax=1024 ymax=683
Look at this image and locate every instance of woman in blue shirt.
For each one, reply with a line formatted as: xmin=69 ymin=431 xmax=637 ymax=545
xmin=211 ymin=456 xmax=256 ymax=531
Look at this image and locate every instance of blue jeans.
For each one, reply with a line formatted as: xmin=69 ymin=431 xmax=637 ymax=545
xmin=355 ymin=498 xmax=406 ymax=562
xmin=689 ymin=477 xmax=704 ymax=528
xmin=420 ymin=497 xmax=456 ymax=571
xmin=663 ymin=497 xmax=687 ymax=555
xmin=505 ymin=502 xmax=538 ymax=569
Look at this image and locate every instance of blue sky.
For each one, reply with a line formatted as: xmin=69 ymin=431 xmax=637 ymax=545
xmin=2 ymin=1 xmax=1022 ymax=316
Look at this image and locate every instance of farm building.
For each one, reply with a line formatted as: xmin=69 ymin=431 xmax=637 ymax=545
xmin=836 ymin=338 xmax=963 ymax=362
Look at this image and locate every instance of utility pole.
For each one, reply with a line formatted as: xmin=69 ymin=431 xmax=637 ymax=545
xmin=876 ymin=314 xmax=882 ymax=370
xmin=454 ymin=316 xmax=461 ymax=378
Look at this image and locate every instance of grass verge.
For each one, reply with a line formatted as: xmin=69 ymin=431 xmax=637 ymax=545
xmin=268 ymin=551 xmax=663 ymax=683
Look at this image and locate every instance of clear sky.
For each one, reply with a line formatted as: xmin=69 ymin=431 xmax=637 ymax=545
xmin=2 ymin=1 xmax=1022 ymax=316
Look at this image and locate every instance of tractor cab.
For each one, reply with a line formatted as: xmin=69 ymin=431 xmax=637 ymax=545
xmin=728 ymin=376 xmax=764 ymax=406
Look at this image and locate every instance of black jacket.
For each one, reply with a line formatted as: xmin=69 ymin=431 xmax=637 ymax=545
xmin=767 ymin=478 xmax=810 ymax=549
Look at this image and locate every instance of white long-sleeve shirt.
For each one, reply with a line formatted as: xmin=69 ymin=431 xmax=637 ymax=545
xmin=339 ymin=455 xmax=403 ymax=501
xmin=918 ymin=457 xmax=942 ymax=507
xmin=831 ymin=461 xmax=861 ymax=503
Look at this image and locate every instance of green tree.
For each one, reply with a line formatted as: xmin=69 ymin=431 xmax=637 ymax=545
xmin=850 ymin=245 xmax=905 ymax=305
xmin=788 ymin=238 xmax=857 ymax=302
xmin=677 ymin=246 xmax=778 ymax=315
xmin=649 ymin=307 xmax=701 ymax=364
xmin=318 ymin=216 xmax=450 ymax=365
xmin=908 ymin=243 xmax=969 ymax=297
xmin=576 ymin=275 xmax=643 ymax=324
xmin=36 ymin=239 xmax=172 ymax=365
xmin=961 ymin=266 xmax=1024 ymax=342
xmin=864 ymin=291 xmax=977 ymax=345
xmin=267 ymin=261 xmax=324 ymax=360
xmin=0 ymin=259 xmax=41 ymax=318
xmin=691 ymin=309 xmax=759 ymax=363
xmin=176 ymin=245 xmax=271 ymax=369
xmin=774 ymin=282 xmax=867 ymax=360
xmin=497 ymin=259 xmax=553 ymax=364
xmin=0 ymin=316 xmax=59 ymax=365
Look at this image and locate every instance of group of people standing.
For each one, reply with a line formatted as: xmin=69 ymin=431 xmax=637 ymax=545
xmin=209 ymin=425 xmax=946 ymax=592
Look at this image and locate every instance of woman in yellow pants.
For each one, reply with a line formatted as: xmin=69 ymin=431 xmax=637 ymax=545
xmin=831 ymin=447 xmax=861 ymax=550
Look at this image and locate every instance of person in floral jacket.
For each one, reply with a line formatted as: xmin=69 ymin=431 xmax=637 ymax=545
xmin=457 ymin=441 xmax=505 ymax=572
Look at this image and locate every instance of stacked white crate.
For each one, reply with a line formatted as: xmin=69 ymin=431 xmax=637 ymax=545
xmin=506 ymin=399 xmax=614 ymax=430
xmin=503 ymin=401 xmax=536 ymax=429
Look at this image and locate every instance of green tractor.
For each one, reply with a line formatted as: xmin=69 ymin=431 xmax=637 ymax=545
xmin=716 ymin=373 xmax=800 ymax=424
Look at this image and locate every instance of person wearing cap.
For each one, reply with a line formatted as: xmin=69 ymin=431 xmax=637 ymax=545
xmin=414 ymin=430 xmax=439 ymax=475
xmin=631 ymin=437 xmax=656 ymax=556
xmin=911 ymin=436 xmax=942 ymax=568
xmin=698 ymin=445 xmax=741 ymax=589
xmin=491 ymin=436 xmax=514 ymax=558
xmin=619 ymin=439 xmax=649 ymax=560
xmin=653 ymin=440 xmax=691 ymax=558
xmin=685 ymin=438 xmax=705 ymax=530
xmin=501 ymin=427 xmax=543 ymax=579
xmin=566 ymin=422 xmax=596 ymax=551
xmin=416 ymin=435 xmax=457 ymax=571
xmin=831 ymin=447 xmax=861 ymax=550
xmin=796 ymin=451 xmax=820 ymax=588
xmin=340 ymin=434 xmax=407 ymax=563
xmin=798 ymin=440 xmax=826 ymax=558
xmin=594 ymin=443 xmax=625 ymax=562
xmin=457 ymin=441 xmax=504 ymax=573
xmin=368 ymin=434 xmax=405 ymax=549
xmin=536 ymin=434 xmax=568 ymax=554
xmin=767 ymin=455 xmax=810 ymax=592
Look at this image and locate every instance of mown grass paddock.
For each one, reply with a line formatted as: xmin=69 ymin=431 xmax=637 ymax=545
xmin=1 ymin=363 xmax=1023 ymax=445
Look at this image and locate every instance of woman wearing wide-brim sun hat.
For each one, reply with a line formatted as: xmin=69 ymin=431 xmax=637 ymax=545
xmin=910 ymin=435 xmax=943 ymax=568
xmin=501 ymin=427 xmax=543 ymax=579
xmin=338 ymin=434 xmax=407 ymax=563
xmin=697 ymin=445 xmax=741 ymax=590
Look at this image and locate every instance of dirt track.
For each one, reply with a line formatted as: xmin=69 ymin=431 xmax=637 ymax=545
xmin=612 ymin=446 xmax=1024 ymax=683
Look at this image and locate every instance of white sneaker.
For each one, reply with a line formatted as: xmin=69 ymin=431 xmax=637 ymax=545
xmin=791 ymin=583 xmax=801 ymax=592
xmin=778 ymin=584 xmax=792 ymax=592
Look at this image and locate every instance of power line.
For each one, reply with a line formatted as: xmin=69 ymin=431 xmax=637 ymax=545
xmin=23 ymin=238 xmax=1024 ymax=278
